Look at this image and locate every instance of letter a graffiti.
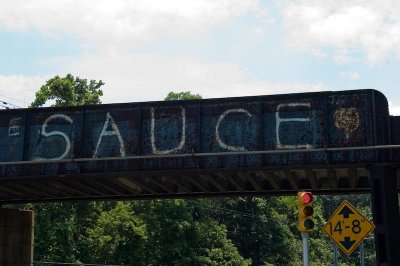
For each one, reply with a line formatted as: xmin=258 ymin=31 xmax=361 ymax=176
xmin=93 ymin=112 xmax=126 ymax=157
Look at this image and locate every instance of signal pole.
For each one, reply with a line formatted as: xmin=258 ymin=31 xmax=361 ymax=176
xmin=359 ymin=240 xmax=365 ymax=266
xmin=333 ymin=244 xmax=338 ymax=266
xmin=297 ymin=191 xmax=314 ymax=266
xmin=301 ymin=232 xmax=309 ymax=266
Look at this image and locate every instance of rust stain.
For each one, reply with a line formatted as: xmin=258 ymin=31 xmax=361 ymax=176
xmin=334 ymin=108 xmax=360 ymax=140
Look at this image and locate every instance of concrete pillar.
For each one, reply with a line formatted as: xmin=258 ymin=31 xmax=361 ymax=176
xmin=0 ymin=208 xmax=34 ymax=266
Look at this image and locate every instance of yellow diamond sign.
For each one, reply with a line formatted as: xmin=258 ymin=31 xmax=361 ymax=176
xmin=323 ymin=200 xmax=375 ymax=256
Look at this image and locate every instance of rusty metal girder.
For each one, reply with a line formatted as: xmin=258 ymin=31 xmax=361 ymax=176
xmin=0 ymin=89 xmax=398 ymax=203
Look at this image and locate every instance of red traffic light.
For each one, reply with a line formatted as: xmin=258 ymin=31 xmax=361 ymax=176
xmin=299 ymin=192 xmax=313 ymax=204
xmin=298 ymin=191 xmax=314 ymax=232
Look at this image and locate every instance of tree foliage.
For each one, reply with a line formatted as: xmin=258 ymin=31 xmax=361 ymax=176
xmin=30 ymin=74 xmax=104 ymax=107
xmin=165 ymin=91 xmax=202 ymax=101
xmin=213 ymin=197 xmax=303 ymax=265
xmin=140 ymin=200 xmax=250 ymax=266
xmin=87 ymin=202 xmax=148 ymax=265
xmin=83 ymin=200 xmax=251 ymax=265
xmin=33 ymin=202 xmax=100 ymax=263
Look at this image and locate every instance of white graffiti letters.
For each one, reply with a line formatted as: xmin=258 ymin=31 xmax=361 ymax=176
xmin=24 ymin=102 xmax=319 ymax=161
xmin=275 ymin=103 xmax=314 ymax=149
xmin=216 ymin=108 xmax=252 ymax=151
xmin=93 ymin=112 xmax=126 ymax=158
xmin=35 ymin=114 xmax=73 ymax=160
xmin=151 ymin=106 xmax=186 ymax=155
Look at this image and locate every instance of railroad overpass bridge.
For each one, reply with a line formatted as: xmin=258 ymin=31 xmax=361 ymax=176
xmin=0 ymin=89 xmax=399 ymax=265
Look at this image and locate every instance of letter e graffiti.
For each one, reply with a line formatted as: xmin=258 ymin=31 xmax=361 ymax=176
xmin=275 ymin=103 xmax=314 ymax=149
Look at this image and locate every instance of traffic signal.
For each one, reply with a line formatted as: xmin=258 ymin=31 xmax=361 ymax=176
xmin=298 ymin=191 xmax=314 ymax=232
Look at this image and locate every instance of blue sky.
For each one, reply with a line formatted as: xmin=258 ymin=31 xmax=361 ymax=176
xmin=1 ymin=0 xmax=400 ymax=114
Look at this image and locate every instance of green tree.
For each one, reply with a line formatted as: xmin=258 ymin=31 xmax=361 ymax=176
xmin=30 ymin=74 xmax=104 ymax=107
xmin=165 ymin=91 xmax=202 ymax=101
xmin=85 ymin=199 xmax=250 ymax=265
xmin=141 ymin=199 xmax=251 ymax=266
xmin=208 ymin=197 xmax=302 ymax=265
xmin=33 ymin=202 xmax=102 ymax=263
xmin=87 ymin=202 xmax=148 ymax=265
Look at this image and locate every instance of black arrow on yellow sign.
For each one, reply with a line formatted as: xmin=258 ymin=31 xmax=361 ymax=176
xmin=340 ymin=237 xmax=356 ymax=250
xmin=338 ymin=205 xmax=354 ymax=218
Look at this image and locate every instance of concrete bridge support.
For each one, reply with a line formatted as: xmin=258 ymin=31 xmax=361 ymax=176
xmin=0 ymin=208 xmax=34 ymax=266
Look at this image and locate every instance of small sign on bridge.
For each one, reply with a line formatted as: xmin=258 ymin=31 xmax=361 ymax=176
xmin=323 ymin=200 xmax=375 ymax=256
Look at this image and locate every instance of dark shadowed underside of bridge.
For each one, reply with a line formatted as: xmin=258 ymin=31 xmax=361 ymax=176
xmin=0 ymin=162 xmax=399 ymax=204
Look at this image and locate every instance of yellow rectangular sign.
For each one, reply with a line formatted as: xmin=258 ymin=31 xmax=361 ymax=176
xmin=323 ymin=200 xmax=375 ymax=256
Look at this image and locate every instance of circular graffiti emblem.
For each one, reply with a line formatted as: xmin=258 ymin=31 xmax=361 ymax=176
xmin=334 ymin=108 xmax=360 ymax=140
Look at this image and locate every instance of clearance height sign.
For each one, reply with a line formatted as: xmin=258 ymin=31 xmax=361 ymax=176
xmin=323 ymin=200 xmax=375 ymax=256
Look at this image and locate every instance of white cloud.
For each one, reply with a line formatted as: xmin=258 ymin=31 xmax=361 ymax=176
xmin=0 ymin=0 xmax=261 ymax=47
xmin=252 ymin=26 xmax=265 ymax=35
xmin=339 ymin=71 xmax=360 ymax=80
xmin=0 ymin=75 xmax=50 ymax=107
xmin=281 ymin=0 xmax=400 ymax=64
xmin=52 ymin=52 xmax=327 ymax=103
xmin=389 ymin=102 xmax=400 ymax=116
xmin=310 ymin=48 xmax=327 ymax=58
xmin=334 ymin=49 xmax=360 ymax=65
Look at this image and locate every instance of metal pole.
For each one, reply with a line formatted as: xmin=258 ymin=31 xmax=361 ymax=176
xmin=360 ymin=240 xmax=365 ymax=266
xmin=301 ymin=232 xmax=309 ymax=266
xmin=333 ymin=244 xmax=338 ymax=266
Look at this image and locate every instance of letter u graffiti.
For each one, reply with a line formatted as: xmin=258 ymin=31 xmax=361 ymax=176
xmin=151 ymin=106 xmax=186 ymax=155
